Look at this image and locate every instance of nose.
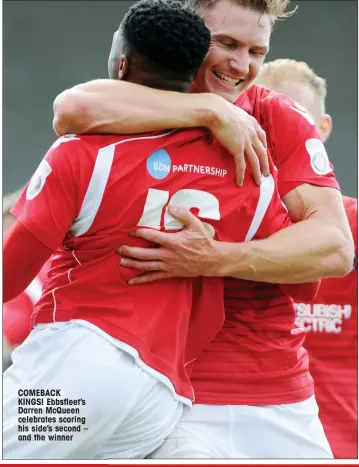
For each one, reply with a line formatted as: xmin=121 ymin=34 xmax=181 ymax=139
xmin=229 ymin=49 xmax=250 ymax=77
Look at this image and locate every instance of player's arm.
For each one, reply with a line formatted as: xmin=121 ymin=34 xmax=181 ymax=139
xmin=117 ymin=97 xmax=353 ymax=284
xmin=3 ymin=137 xmax=87 ymax=300
xmin=117 ymin=188 xmax=352 ymax=284
xmin=212 ymin=94 xmax=354 ymax=283
xmin=117 ymin=205 xmax=324 ymax=289
xmin=53 ymin=79 xmax=269 ymax=185
xmin=216 ymin=187 xmax=352 ymax=283
xmin=3 ymin=221 xmax=53 ymax=302
xmin=53 ymin=80 xmax=218 ymax=135
xmin=241 ymin=181 xmax=321 ymax=300
xmin=221 ymin=176 xmax=321 ymax=298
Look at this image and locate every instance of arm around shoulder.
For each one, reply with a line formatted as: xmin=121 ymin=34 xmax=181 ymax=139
xmin=213 ymin=185 xmax=354 ymax=283
xmin=53 ymin=79 xmax=218 ymax=136
xmin=281 ymin=184 xmax=354 ymax=277
xmin=53 ymin=80 xmax=132 ymax=136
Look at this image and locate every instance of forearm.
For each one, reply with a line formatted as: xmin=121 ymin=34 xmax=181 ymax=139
xmin=216 ymin=218 xmax=353 ymax=283
xmin=53 ymin=79 xmax=218 ymax=136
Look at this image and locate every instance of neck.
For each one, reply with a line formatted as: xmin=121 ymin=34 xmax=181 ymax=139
xmin=126 ymin=69 xmax=192 ymax=93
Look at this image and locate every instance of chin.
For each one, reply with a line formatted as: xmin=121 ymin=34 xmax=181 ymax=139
xmin=208 ymin=81 xmax=247 ymax=103
xmin=212 ymin=87 xmax=242 ymax=104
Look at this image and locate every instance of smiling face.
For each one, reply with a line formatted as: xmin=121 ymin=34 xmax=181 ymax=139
xmin=191 ymin=0 xmax=271 ymax=103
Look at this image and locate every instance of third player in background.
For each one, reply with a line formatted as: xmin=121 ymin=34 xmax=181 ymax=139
xmin=256 ymin=58 xmax=358 ymax=459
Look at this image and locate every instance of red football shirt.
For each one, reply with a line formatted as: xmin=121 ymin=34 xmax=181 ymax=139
xmin=294 ymin=196 xmax=358 ymax=458
xmin=3 ymin=262 xmax=49 ymax=347
xmin=11 ymin=128 xmax=290 ymax=404
xmin=190 ymin=85 xmax=341 ymax=405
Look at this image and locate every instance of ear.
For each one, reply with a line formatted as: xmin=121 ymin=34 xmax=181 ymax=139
xmin=117 ymin=55 xmax=128 ymax=80
xmin=108 ymin=54 xmax=128 ymax=81
xmin=319 ymin=114 xmax=332 ymax=143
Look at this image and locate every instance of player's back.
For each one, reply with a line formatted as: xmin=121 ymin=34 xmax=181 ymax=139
xmin=26 ymin=128 xmax=289 ymax=403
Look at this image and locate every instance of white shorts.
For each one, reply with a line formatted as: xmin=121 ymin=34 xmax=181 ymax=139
xmin=3 ymin=322 xmax=183 ymax=460
xmin=149 ymin=398 xmax=333 ymax=459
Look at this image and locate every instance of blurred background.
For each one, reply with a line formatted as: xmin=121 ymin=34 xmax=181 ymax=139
xmin=3 ymin=0 xmax=358 ymax=196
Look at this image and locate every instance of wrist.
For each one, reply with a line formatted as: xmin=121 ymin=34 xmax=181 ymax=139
xmin=212 ymin=241 xmax=251 ymax=277
xmin=205 ymin=94 xmax=231 ymax=132
xmin=189 ymin=93 xmax=224 ymax=130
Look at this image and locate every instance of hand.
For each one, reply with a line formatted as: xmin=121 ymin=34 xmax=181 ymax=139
xmin=117 ymin=206 xmax=221 ymax=285
xmin=208 ymin=95 xmax=269 ymax=186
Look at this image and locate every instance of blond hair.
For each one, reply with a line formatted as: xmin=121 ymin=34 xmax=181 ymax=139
xmin=256 ymin=58 xmax=327 ymax=114
xmin=184 ymin=0 xmax=297 ymax=26
xmin=3 ymin=188 xmax=23 ymax=215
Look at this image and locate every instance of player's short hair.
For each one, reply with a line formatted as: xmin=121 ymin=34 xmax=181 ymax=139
xmin=256 ymin=58 xmax=327 ymax=115
xmin=120 ymin=0 xmax=211 ymax=76
xmin=3 ymin=188 xmax=23 ymax=215
xmin=184 ymin=0 xmax=297 ymax=27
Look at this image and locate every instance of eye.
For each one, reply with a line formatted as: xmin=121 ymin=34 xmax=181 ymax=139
xmin=214 ymin=37 xmax=236 ymax=48
xmin=220 ymin=40 xmax=236 ymax=49
xmin=251 ymin=50 xmax=266 ymax=58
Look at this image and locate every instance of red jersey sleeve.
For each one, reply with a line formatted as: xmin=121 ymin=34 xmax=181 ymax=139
xmin=3 ymin=221 xmax=52 ymax=302
xmin=343 ymin=196 xmax=358 ymax=250
xmin=342 ymin=196 xmax=358 ymax=272
xmin=267 ymin=94 xmax=340 ymax=197
xmin=11 ymin=135 xmax=94 ymax=251
xmin=3 ymin=293 xmax=33 ymax=346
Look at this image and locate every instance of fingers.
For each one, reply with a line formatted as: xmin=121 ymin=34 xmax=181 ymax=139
xmin=120 ymin=257 xmax=165 ymax=271
xmin=244 ymin=142 xmax=262 ymax=186
xmin=246 ymin=119 xmax=268 ymax=184
xmin=128 ymin=271 xmax=173 ymax=285
xmin=223 ymin=132 xmax=267 ymax=187
xmin=220 ymin=140 xmax=245 ymax=187
xmin=130 ymin=227 xmax=175 ymax=247
xmin=117 ymin=245 xmax=165 ymax=261
xmin=253 ymin=125 xmax=269 ymax=177
xmin=168 ymin=206 xmax=205 ymax=230
xmin=256 ymin=124 xmax=267 ymax=147
xmin=233 ymin=148 xmax=246 ymax=187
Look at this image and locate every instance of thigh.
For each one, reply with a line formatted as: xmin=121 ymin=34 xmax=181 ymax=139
xmin=3 ymin=323 xmax=149 ymax=459
xmin=230 ymin=396 xmax=333 ymax=459
xmin=4 ymin=322 xmax=184 ymax=460
xmin=97 ymin=379 xmax=184 ymax=459
xmin=148 ymin=405 xmax=232 ymax=458
xmin=149 ymin=398 xmax=333 ymax=459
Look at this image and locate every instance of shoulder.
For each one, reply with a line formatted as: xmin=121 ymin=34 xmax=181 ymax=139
xmin=269 ymin=94 xmax=316 ymax=129
xmin=235 ymin=85 xmax=309 ymax=131
xmin=44 ymin=134 xmax=125 ymax=170
xmin=236 ymin=84 xmax=273 ymax=104
xmin=243 ymin=85 xmax=303 ymax=112
xmin=47 ymin=134 xmax=107 ymax=156
xmin=239 ymin=85 xmax=316 ymax=127
xmin=235 ymin=85 xmax=276 ymax=113
xmin=343 ymin=195 xmax=358 ymax=213
xmin=343 ymin=196 xmax=358 ymax=236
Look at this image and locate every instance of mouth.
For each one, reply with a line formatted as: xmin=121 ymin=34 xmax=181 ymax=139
xmin=213 ymin=71 xmax=244 ymax=87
